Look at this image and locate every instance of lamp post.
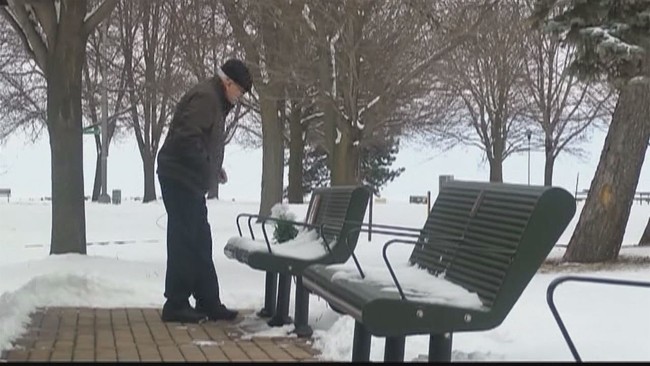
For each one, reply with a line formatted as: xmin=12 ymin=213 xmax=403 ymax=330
xmin=526 ymin=129 xmax=532 ymax=186
xmin=98 ymin=19 xmax=111 ymax=203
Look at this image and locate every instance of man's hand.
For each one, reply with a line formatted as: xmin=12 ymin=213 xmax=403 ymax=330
xmin=218 ymin=167 xmax=228 ymax=184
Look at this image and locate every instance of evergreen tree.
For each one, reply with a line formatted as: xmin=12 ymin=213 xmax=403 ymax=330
xmin=534 ymin=0 xmax=650 ymax=262
xmin=300 ymin=146 xmax=330 ymax=197
xmin=298 ymin=140 xmax=404 ymax=197
xmin=534 ymin=0 xmax=650 ymax=84
xmin=359 ymin=140 xmax=406 ymax=197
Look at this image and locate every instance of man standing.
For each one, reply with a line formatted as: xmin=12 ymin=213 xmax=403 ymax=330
xmin=157 ymin=59 xmax=252 ymax=323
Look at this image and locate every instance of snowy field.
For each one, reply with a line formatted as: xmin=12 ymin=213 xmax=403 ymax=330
xmin=1 ymin=197 xmax=649 ymax=362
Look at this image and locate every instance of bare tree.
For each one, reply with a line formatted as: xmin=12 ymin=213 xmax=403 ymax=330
xmin=268 ymin=0 xmax=320 ymax=203
xmin=83 ymin=13 xmax=131 ymax=201
xmin=1 ymin=0 xmax=118 ymax=254
xmin=0 ymin=5 xmax=128 ymax=203
xmin=522 ymin=21 xmax=614 ymax=186
xmin=0 ymin=18 xmax=46 ymax=142
xmin=433 ymin=0 xmax=529 ymax=183
xmin=116 ymin=0 xmax=183 ymax=202
xmin=285 ymin=94 xmax=320 ymax=203
xmin=175 ymin=0 xmax=251 ymax=200
xmin=222 ymin=0 xmax=287 ymax=218
xmin=305 ymin=0 xmax=496 ymax=185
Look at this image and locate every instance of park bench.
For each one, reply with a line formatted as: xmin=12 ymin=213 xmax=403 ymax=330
xmin=223 ymin=185 xmax=371 ymax=337
xmin=547 ymin=275 xmax=650 ymax=362
xmin=0 ymin=188 xmax=10 ymax=202
xmin=301 ymin=180 xmax=576 ymax=362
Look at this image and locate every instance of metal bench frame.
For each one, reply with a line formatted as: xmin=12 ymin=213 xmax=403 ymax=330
xmin=547 ymin=275 xmax=650 ymax=362
xmin=223 ymin=185 xmax=370 ymax=337
xmin=302 ymin=181 xmax=576 ymax=362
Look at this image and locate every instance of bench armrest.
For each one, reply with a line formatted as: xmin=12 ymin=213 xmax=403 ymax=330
xmin=236 ymin=213 xmax=332 ymax=255
xmin=326 ymin=221 xmax=430 ymax=279
xmin=382 ymin=236 xmax=519 ymax=301
xmin=259 ymin=215 xmax=326 ymax=231
xmin=235 ymin=213 xmax=260 ymax=239
xmin=382 ymin=238 xmax=422 ymax=301
xmin=322 ymin=225 xmax=459 ymax=282
xmin=259 ymin=217 xmax=372 ymax=255
xmin=260 ymin=217 xmax=332 ymax=255
xmin=358 ymin=222 xmax=423 ymax=239
xmin=381 ymin=236 xmax=467 ymax=301
xmin=235 ymin=213 xmax=274 ymax=253
xmin=546 ymin=276 xmax=650 ymax=362
xmin=343 ymin=227 xmax=366 ymax=278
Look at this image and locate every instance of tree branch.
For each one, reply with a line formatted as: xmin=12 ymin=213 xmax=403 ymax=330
xmin=221 ymin=1 xmax=260 ymax=70
xmin=5 ymin=2 xmax=47 ymax=71
xmin=83 ymin=0 xmax=118 ymax=36
xmin=30 ymin=0 xmax=56 ymax=44
xmin=0 ymin=7 xmax=37 ymax=62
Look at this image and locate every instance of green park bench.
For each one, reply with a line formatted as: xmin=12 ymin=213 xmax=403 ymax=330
xmin=301 ymin=180 xmax=576 ymax=362
xmin=224 ymin=185 xmax=371 ymax=337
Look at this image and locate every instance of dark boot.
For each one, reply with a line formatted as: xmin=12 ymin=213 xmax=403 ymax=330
xmin=161 ymin=300 xmax=207 ymax=323
xmin=196 ymin=302 xmax=239 ymax=321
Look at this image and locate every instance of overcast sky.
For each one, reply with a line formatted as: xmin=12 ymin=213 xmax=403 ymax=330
xmin=1 ymin=126 xmax=649 ymax=202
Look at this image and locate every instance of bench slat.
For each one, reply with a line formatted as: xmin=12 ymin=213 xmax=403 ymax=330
xmin=410 ymin=184 xmax=557 ymax=309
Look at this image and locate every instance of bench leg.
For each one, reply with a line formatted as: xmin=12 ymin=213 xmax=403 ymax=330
xmin=352 ymin=321 xmax=371 ymax=362
xmin=384 ymin=336 xmax=405 ymax=362
xmin=267 ymin=274 xmax=293 ymax=327
xmin=292 ymin=276 xmax=313 ymax=338
xmin=429 ymin=332 xmax=452 ymax=362
xmin=257 ymin=272 xmax=277 ymax=318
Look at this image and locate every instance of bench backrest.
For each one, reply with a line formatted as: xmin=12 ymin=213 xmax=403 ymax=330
xmin=409 ymin=181 xmax=575 ymax=318
xmin=305 ymin=185 xmax=371 ymax=264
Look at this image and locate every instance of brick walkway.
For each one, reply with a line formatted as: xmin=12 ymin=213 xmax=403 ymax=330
xmin=0 ymin=307 xmax=321 ymax=362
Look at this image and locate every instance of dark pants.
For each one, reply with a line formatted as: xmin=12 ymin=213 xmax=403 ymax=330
xmin=159 ymin=175 xmax=221 ymax=308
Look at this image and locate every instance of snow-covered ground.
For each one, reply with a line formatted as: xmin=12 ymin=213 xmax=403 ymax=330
xmin=1 ymin=198 xmax=648 ymax=361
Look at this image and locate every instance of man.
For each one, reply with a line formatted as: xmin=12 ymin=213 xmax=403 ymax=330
xmin=157 ymin=59 xmax=252 ymax=323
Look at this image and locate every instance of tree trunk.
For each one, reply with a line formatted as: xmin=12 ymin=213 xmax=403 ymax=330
xmin=287 ymin=106 xmax=304 ymax=204
xmin=48 ymin=3 xmax=87 ymax=255
xmin=488 ymin=158 xmax=503 ymax=183
xmin=488 ymin=129 xmax=504 ymax=183
xmin=142 ymin=152 xmax=156 ymax=203
xmin=638 ymin=217 xmax=650 ymax=246
xmin=331 ymin=129 xmax=359 ymax=186
xmin=563 ymin=80 xmax=650 ymax=263
xmin=544 ymin=142 xmax=555 ymax=186
xmin=258 ymin=89 xmax=284 ymax=218
xmin=488 ymin=118 xmax=504 ymax=183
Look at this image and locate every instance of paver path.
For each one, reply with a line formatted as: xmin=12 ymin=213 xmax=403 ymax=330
xmin=0 ymin=307 xmax=321 ymax=362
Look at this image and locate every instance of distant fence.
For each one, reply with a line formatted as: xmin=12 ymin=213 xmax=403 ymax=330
xmin=370 ymin=175 xmax=453 ymax=242
xmin=0 ymin=188 xmax=10 ymax=202
xmin=409 ymin=195 xmax=428 ymax=204
xmin=575 ymin=189 xmax=650 ymax=205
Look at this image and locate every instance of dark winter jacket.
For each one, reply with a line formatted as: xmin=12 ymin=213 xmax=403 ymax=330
xmin=157 ymin=76 xmax=233 ymax=195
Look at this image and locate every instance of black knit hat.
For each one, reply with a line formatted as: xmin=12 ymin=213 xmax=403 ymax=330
xmin=221 ymin=59 xmax=253 ymax=93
